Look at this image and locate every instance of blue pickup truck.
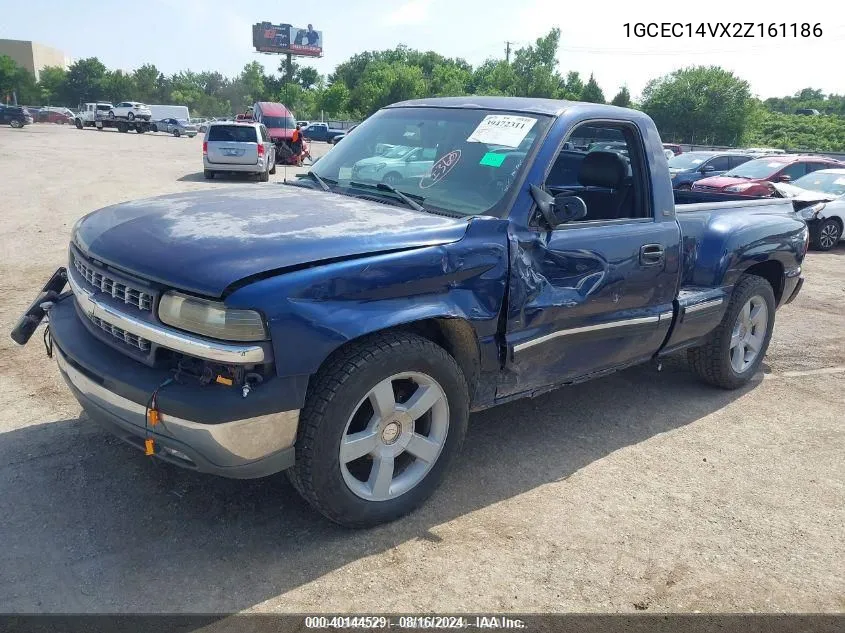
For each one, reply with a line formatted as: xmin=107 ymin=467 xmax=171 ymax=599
xmin=301 ymin=122 xmax=346 ymax=143
xmin=12 ymin=97 xmax=807 ymax=527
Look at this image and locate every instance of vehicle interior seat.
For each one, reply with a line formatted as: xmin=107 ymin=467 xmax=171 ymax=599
xmin=574 ymin=151 xmax=634 ymax=220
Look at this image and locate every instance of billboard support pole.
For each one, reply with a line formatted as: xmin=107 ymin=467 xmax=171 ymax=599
xmin=285 ymin=53 xmax=293 ymax=84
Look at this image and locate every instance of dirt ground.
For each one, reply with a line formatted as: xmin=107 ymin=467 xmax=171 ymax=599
xmin=0 ymin=124 xmax=842 ymax=614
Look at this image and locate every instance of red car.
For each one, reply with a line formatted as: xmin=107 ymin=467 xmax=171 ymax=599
xmin=663 ymin=143 xmax=683 ymax=156
xmin=692 ymin=155 xmax=844 ymax=196
xmin=37 ymin=108 xmax=74 ymax=124
xmin=252 ymin=101 xmax=300 ymax=165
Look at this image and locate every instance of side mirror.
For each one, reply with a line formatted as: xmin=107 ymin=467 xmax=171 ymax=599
xmin=552 ymin=194 xmax=588 ymax=223
xmin=530 ymin=185 xmax=587 ymax=228
xmin=777 ymin=174 xmax=791 ymax=182
xmin=701 ymin=165 xmax=716 ymax=173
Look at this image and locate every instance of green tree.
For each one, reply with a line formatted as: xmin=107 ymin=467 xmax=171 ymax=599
xmin=101 ymin=70 xmax=135 ymax=103
xmin=560 ymin=71 xmax=584 ymax=100
xmin=239 ymin=61 xmax=266 ymax=103
xmin=0 ymin=55 xmax=38 ymax=103
xmin=580 ymin=74 xmax=605 ymax=103
xmin=64 ymin=57 xmax=107 ymax=105
xmin=510 ymin=29 xmax=562 ymax=97
xmin=350 ymin=61 xmax=426 ymax=117
xmin=641 ymin=65 xmax=751 ymax=145
xmin=317 ymin=82 xmax=350 ymax=117
xmin=296 ymin=66 xmax=320 ymax=90
xmin=133 ymin=64 xmax=164 ymax=103
xmin=610 ymin=86 xmax=631 ymax=108
xmin=37 ymin=66 xmax=67 ymax=104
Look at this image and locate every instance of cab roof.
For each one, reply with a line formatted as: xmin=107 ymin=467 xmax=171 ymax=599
xmin=255 ymin=102 xmax=293 ymax=116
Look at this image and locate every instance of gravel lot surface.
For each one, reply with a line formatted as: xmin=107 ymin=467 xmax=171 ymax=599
xmin=0 ymin=124 xmax=842 ymax=614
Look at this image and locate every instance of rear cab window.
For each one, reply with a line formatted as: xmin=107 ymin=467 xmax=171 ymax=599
xmin=207 ymin=125 xmax=259 ymax=143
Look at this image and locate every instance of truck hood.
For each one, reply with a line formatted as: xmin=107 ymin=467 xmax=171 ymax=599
xmin=267 ymin=127 xmax=294 ymax=140
xmin=73 ymin=185 xmax=470 ymax=297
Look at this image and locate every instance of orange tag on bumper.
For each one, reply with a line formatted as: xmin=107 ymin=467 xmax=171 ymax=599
xmin=144 ymin=438 xmax=155 ymax=455
xmin=148 ymin=409 xmax=159 ymax=425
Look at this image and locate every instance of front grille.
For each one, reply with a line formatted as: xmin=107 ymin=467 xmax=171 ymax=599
xmin=86 ymin=313 xmax=151 ymax=352
xmin=74 ymin=256 xmax=153 ymax=311
xmin=693 ymin=185 xmax=717 ymax=191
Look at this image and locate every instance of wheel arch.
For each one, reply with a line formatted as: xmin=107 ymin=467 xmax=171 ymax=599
xmin=741 ymin=259 xmax=785 ymax=304
xmin=310 ymin=317 xmax=482 ymax=408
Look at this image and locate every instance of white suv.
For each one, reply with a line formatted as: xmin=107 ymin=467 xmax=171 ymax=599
xmin=109 ymin=101 xmax=152 ymax=121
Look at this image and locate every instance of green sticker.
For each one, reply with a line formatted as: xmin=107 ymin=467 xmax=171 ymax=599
xmin=479 ymin=152 xmax=506 ymax=167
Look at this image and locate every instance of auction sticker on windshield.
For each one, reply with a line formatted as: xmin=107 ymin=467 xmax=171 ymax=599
xmin=467 ymin=115 xmax=537 ymax=148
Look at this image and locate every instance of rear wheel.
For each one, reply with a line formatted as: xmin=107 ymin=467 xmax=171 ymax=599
xmin=173 ymin=129 xmax=181 ymax=137
xmin=127 ymin=112 xmax=135 ymax=121
xmin=269 ymin=160 xmax=276 ymax=175
xmin=203 ymin=170 xmax=214 ymax=180
xmin=258 ymin=165 xmax=270 ymax=182
xmin=10 ymin=119 xmax=22 ymax=128
xmin=75 ymin=119 xmax=83 ymax=129
xmin=288 ymin=332 xmax=469 ymax=528
xmin=676 ymin=183 xmax=692 ymax=191
xmin=688 ymin=274 xmax=776 ymax=389
xmin=811 ymin=218 xmax=841 ymax=251
xmin=151 ymin=124 xmax=158 ymax=133
xmin=108 ymin=110 xmax=115 ymax=119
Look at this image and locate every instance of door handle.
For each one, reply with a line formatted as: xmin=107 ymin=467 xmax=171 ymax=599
xmin=640 ymin=244 xmax=665 ymax=266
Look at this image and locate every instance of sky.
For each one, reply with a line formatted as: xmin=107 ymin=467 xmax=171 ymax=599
xmin=1 ymin=0 xmax=843 ymax=100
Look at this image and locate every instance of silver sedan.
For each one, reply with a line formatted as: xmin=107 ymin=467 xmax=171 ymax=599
xmin=152 ymin=118 xmax=198 ymax=138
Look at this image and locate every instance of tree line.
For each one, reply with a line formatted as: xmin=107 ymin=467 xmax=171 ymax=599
xmin=2 ymin=28 xmax=844 ymax=151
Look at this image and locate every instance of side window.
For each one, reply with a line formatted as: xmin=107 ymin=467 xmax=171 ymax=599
xmin=707 ymin=156 xmax=732 ymax=171
xmin=730 ymin=155 xmax=752 ymax=168
xmin=260 ymin=125 xmax=269 ymax=142
xmin=805 ymin=162 xmax=830 ymax=174
xmin=545 ymin=122 xmax=650 ymax=221
xmin=779 ymin=163 xmax=807 ymax=181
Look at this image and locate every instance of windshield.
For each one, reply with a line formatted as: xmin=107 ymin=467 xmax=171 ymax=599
xmin=262 ymin=116 xmax=296 ymax=129
xmin=668 ymin=153 xmax=713 ymax=169
xmin=724 ymin=158 xmax=787 ymax=179
xmin=791 ymin=171 xmax=845 ymax=196
xmin=381 ymin=145 xmax=416 ymax=159
xmin=309 ymin=107 xmax=551 ymax=217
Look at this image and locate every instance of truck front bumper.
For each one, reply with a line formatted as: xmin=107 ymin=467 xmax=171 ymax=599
xmin=46 ymin=293 xmax=300 ymax=479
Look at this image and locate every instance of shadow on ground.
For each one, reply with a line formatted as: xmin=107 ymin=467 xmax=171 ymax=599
xmin=177 ymin=172 xmax=263 ymax=183
xmin=0 ymin=358 xmax=755 ymax=613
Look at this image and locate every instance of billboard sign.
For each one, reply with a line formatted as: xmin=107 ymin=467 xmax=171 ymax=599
xmin=252 ymin=22 xmax=323 ymax=57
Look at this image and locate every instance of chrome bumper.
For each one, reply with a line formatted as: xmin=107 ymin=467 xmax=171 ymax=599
xmin=67 ymin=263 xmax=266 ymax=364
xmin=56 ymin=347 xmax=298 ymax=477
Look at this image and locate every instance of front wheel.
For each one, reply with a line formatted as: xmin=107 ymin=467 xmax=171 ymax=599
xmin=688 ymin=274 xmax=776 ymax=389
xmin=127 ymin=112 xmax=135 ymax=121
xmin=173 ymin=129 xmax=180 ymax=137
xmin=75 ymin=119 xmax=83 ymax=129
xmin=288 ymin=332 xmax=469 ymax=528
xmin=10 ymin=119 xmax=22 ymax=128
xmin=811 ymin=218 xmax=842 ymax=251
xmin=108 ymin=110 xmax=115 ymax=119
xmin=676 ymin=183 xmax=692 ymax=191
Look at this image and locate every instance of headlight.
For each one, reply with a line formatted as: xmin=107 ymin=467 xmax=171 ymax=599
xmin=800 ymin=202 xmax=826 ymax=220
xmin=724 ymin=183 xmax=753 ymax=192
xmin=158 ymin=291 xmax=267 ymax=341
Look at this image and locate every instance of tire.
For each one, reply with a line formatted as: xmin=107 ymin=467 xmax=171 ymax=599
xmin=117 ymin=123 xmax=128 ymax=133
xmin=204 ymin=170 xmax=214 ymax=180
xmin=811 ymin=218 xmax=842 ymax=251
xmin=10 ymin=119 xmax=22 ymax=128
xmin=108 ymin=110 xmax=115 ymax=119
xmin=269 ymin=160 xmax=276 ymax=175
xmin=382 ymin=172 xmax=402 ymax=186
xmin=288 ymin=332 xmax=469 ymax=528
xmin=127 ymin=112 xmax=135 ymax=121
xmin=174 ymin=129 xmax=181 ymax=138
xmin=136 ymin=126 xmax=145 ymax=134
xmin=75 ymin=119 xmax=83 ymax=129
xmin=151 ymin=124 xmax=158 ymax=133
xmin=688 ymin=274 xmax=776 ymax=389
xmin=258 ymin=166 xmax=269 ymax=182
xmin=676 ymin=183 xmax=692 ymax=191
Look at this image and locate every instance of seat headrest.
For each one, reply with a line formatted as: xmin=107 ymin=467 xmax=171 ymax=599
xmin=578 ymin=151 xmax=627 ymax=188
